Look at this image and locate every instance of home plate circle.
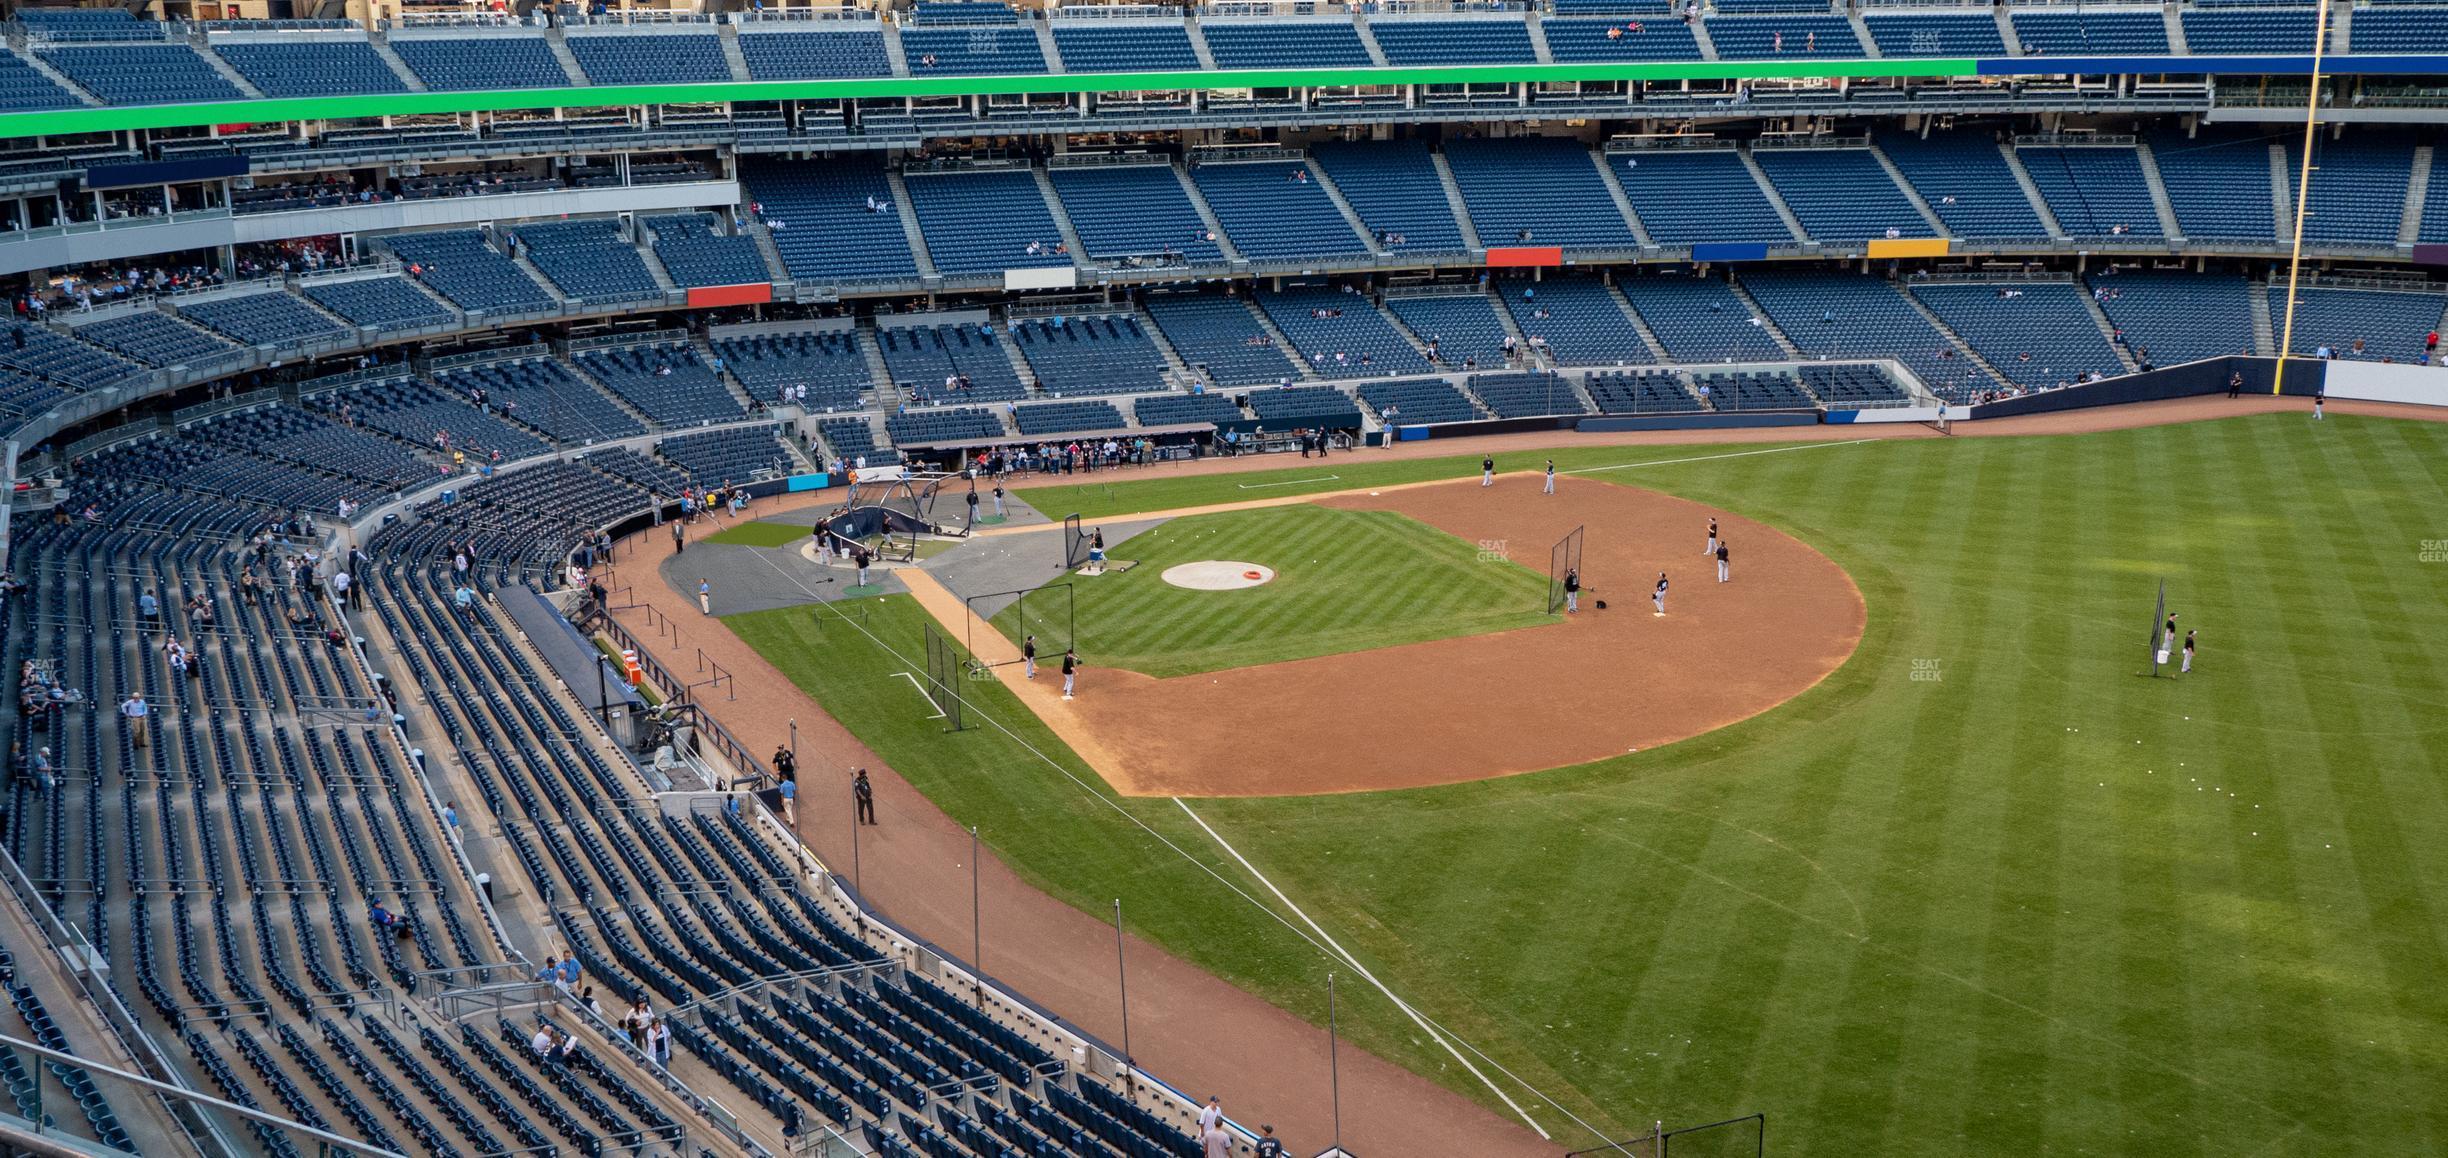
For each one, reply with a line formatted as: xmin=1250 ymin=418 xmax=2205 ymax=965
xmin=1161 ymin=561 xmax=1275 ymax=590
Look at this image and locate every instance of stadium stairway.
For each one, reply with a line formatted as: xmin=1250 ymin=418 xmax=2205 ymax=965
xmin=1484 ymin=290 xmax=1539 ymax=364
xmin=1738 ymin=148 xmax=1810 ymax=244
xmin=196 ymin=43 xmax=265 ymax=99
xmin=1308 ymin=161 xmax=1387 ymax=257
xmin=19 ymin=51 xmax=101 ymax=106
xmin=1591 ymin=151 xmax=1658 ymax=249
xmin=2250 ymin=284 xmax=2276 ymax=354
xmin=1031 ymin=18 xmax=1066 ymax=73
xmin=2400 ymin=148 xmax=2433 ymax=245
xmin=1690 ymin=16 xmax=1721 ymax=60
xmin=1429 ymin=151 xmax=1483 ymax=250
xmin=1603 ymin=280 xmax=1677 ymax=362
xmin=365 ymin=34 xmax=429 ymax=91
xmin=2077 ymin=290 xmax=2139 ymax=372
xmin=2162 ymin=7 xmax=2190 ymax=55
xmin=747 ymin=220 xmax=791 ymax=285
xmin=1994 ymin=8 xmax=2025 ymax=55
xmin=562 ymin=355 xmax=665 ymax=431
xmin=1184 ymin=16 xmax=1219 ymax=69
xmin=1869 ymin=142 xmax=1950 ymax=237
xmin=1352 ymin=15 xmax=1392 ymax=66
xmin=856 ymin=325 xmax=905 ymax=408
xmin=1999 ymin=143 xmax=2068 ymax=239
xmin=1847 ymin=10 xmax=1880 ymax=58
xmin=691 ymin=334 xmax=761 ymax=411
xmin=1896 ymin=285 xmax=2011 ymax=384
xmin=883 ymin=171 xmax=940 ymax=281
xmin=880 ymin=20 xmax=912 ymax=74
xmin=1242 ymin=298 xmax=1315 ymax=377
xmin=997 ymin=332 xmax=1041 ymax=394
xmin=1177 ymin=168 xmax=1243 ymax=262
xmin=2266 ymin=143 xmax=2295 ymax=242
xmin=1525 ymin=12 xmax=1556 ymax=63
xmin=2132 ymin=139 xmax=2185 ymax=238
xmin=1131 ymin=305 xmax=1196 ymax=382
xmin=1030 ymin=168 xmax=1089 ymax=259
xmin=640 ymin=238 xmax=682 ymax=297
xmin=542 ymin=28 xmax=592 ymax=87
xmin=1723 ymin=276 xmax=1802 ymax=357
xmin=717 ymin=23 xmax=753 ymax=83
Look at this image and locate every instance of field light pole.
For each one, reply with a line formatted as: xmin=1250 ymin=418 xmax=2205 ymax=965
xmin=788 ymin=717 xmax=798 ymax=772
xmin=2271 ymin=0 xmax=2335 ymax=398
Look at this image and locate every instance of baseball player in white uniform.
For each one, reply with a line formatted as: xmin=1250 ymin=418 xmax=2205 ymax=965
xmin=1705 ymin=518 xmax=1719 ymax=557
xmin=1543 ymin=460 xmax=1556 ymax=494
xmin=1653 ymin=571 xmax=1669 ymax=616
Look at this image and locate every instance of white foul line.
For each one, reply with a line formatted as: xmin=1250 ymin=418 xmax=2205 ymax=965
xmin=1236 ymin=474 xmax=1342 ymax=489
xmin=1172 ymin=797 xmax=1554 ymax=1140
xmin=889 ymin=671 xmax=948 ymax=720
xmin=1564 ymin=438 xmax=1879 ymax=476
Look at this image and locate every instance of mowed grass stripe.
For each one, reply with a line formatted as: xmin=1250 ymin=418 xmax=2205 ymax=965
xmin=997 ymin=506 xmax=1551 ymax=677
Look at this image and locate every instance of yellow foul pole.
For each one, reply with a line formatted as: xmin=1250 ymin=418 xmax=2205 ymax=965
xmin=2272 ymin=0 xmax=2335 ymax=396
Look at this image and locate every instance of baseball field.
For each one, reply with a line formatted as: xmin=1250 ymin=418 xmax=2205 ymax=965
xmin=725 ymin=411 xmax=2448 ymax=1156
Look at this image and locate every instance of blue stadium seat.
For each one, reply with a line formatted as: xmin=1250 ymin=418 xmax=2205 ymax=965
xmin=1134 ymin=392 xmax=1244 ymax=426
xmin=1189 ymin=161 xmax=1369 ymax=261
xmin=2087 ymin=270 xmax=2256 ymax=367
xmin=1467 ymin=371 xmax=1589 ymax=417
xmin=2271 ymin=285 xmax=2448 ymax=362
xmin=565 ymin=32 xmax=732 ymax=84
xmin=302 ymin=276 xmax=456 ymax=331
xmin=2147 ymin=128 xmax=2277 ymax=242
xmin=1367 ymin=18 xmax=1537 ymax=64
xmin=1540 ymin=17 xmax=1704 ymax=62
xmin=389 ymin=36 xmax=570 ymax=91
xmin=574 ymin=342 xmax=744 ymax=426
xmin=1874 ymin=130 xmax=2048 ymax=241
xmin=886 ymin=405 xmax=1008 ymax=445
xmin=1584 ymin=369 xmax=1702 ymax=414
xmin=1740 ymin=269 xmax=1991 ymax=402
xmin=1384 ymin=294 xmax=1512 ymax=369
xmin=36 ymin=43 xmax=245 ymax=106
xmin=68 ymin=310 xmax=235 ymax=367
xmin=1497 ymin=278 xmax=1655 ymax=365
xmin=1310 ymin=141 xmax=1468 ymax=254
xmin=877 ymin=324 xmax=1027 ymax=404
xmin=1445 ymin=138 xmax=1638 ymax=250
xmin=901 ymin=169 xmax=1074 ymax=274
xmin=1049 ymin=20 xmax=1199 ymax=72
xmin=1910 ymin=282 xmax=2127 ymax=391
xmin=1200 ymin=21 xmax=1373 ymax=68
xmin=1702 ymin=15 xmax=1864 ymax=59
xmin=1357 ymin=378 xmax=1479 ymax=424
xmin=737 ymin=27 xmax=894 ymax=79
xmin=713 ymin=328 xmax=875 ymax=408
xmin=0 ymin=49 xmax=82 ymax=111
xmin=2015 ymin=144 xmax=2164 ymax=237
xmin=2008 ymin=10 xmax=2170 ymax=55
xmin=1862 ymin=12 xmax=2007 ymax=57
xmin=2286 ymin=132 xmax=2415 ymax=245
xmin=1750 ymin=148 xmax=1932 ymax=243
xmin=739 ymin=157 xmax=919 ymax=281
xmin=1140 ymin=294 xmax=1300 ymax=385
xmin=2180 ymin=8 xmax=2320 ymax=53
xmin=899 ymin=24 xmax=1046 ymax=75
xmin=1616 ymin=273 xmax=1783 ymax=362
xmin=209 ymin=39 xmax=408 ymax=96
xmin=383 ymin=230 xmax=561 ymax=313
xmin=647 ymin=214 xmax=773 ymax=289
xmin=1012 ymin=399 xmax=1126 ymax=435
xmin=2348 ymin=7 xmax=2448 ymax=51
xmin=1048 ymin=162 xmax=1224 ymax=265
xmin=1009 ymin=315 xmax=1171 ymax=396
xmin=176 ymin=291 xmax=350 ymax=347
xmin=1260 ymin=288 xmax=1432 ymax=376
xmin=504 ymin=219 xmax=662 ymax=305
xmin=1612 ymin=148 xmax=1790 ymax=245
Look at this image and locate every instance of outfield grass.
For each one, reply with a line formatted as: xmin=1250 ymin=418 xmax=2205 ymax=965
xmin=739 ymin=414 xmax=2448 ymax=1157
xmin=989 ymin=506 xmax=1553 ymax=677
xmin=704 ymin=519 xmax=815 ymax=548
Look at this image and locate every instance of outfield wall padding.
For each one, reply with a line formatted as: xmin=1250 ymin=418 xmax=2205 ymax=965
xmin=1578 ymin=411 xmax=1821 ymax=432
xmin=1967 ymin=357 xmax=2322 ymax=420
xmin=2320 ymin=360 xmax=2448 ymax=407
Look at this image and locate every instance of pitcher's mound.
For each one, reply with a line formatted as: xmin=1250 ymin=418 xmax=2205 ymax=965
xmin=1161 ymin=561 xmax=1275 ymax=590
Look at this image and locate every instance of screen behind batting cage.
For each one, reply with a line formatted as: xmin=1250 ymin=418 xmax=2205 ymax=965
xmin=923 ymin=621 xmax=966 ymax=731
xmin=1548 ymin=524 xmax=1586 ymax=614
xmin=1063 ymin=514 xmax=1090 ymax=570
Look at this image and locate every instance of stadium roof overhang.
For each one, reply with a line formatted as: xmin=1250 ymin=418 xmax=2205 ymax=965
xmin=0 ymin=54 xmax=2432 ymax=141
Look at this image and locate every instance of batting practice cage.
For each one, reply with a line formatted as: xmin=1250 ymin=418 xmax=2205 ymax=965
xmin=922 ymin=622 xmax=967 ymax=731
xmin=1062 ymin=514 xmax=1091 ymax=570
xmin=1548 ymin=524 xmax=1586 ymax=614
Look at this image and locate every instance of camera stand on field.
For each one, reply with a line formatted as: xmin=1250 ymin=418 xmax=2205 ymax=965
xmin=962 ymin=582 xmax=1075 ymax=681
xmin=1548 ymin=524 xmax=1586 ymax=614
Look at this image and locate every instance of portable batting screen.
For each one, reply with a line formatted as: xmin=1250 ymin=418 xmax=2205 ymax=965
xmin=1548 ymin=525 xmax=1585 ymax=614
xmin=2146 ymin=578 xmax=2167 ymax=677
xmin=1062 ymin=514 xmax=1090 ymax=570
xmin=963 ymin=582 xmax=1076 ymax=677
xmin=922 ymin=622 xmax=966 ymax=731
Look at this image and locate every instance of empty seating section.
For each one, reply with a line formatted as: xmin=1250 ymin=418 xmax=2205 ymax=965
xmin=1368 ymin=19 xmax=1538 ymax=64
xmin=1445 ymin=138 xmax=1637 ymax=250
xmin=819 ymin=415 xmax=889 ymax=461
xmin=2421 ymin=173 xmax=2448 ymax=243
xmin=1200 ymin=21 xmax=1373 ymax=67
xmin=1246 ymin=385 xmax=1362 ymax=422
xmin=2015 ymin=146 xmax=2164 ymax=237
xmin=566 ymin=33 xmax=731 ymax=84
xmin=898 ymin=24 xmax=1046 ymax=74
xmin=1798 ymin=363 xmax=1909 ymax=405
xmin=1862 ymin=13 xmax=2006 ymax=57
xmin=1910 ymin=283 xmax=2127 ymax=390
xmin=2350 ymin=8 xmax=2448 ymax=51
xmin=434 ymin=357 xmax=643 ymax=443
xmin=176 ymin=291 xmax=349 ymax=347
xmin=647 ymin=214 xmax=773 ymax=288
xmin=740 ymin=158 xmax=918 ymax=281
xmin=0 ymin=371 xmax=71 ymax=426
xmin=2273 ymin=286 xmax=2448 ymax=361
xmin=2180 ymin=9 xmax=2319 ymax=53
xmin=1740 ymin=270 xmax=1990 ymax=401
xmin=656 ymin=426 xmax=793 ymax=484
xmin=2146 ymin=130 xmax=2274 ymax=241
xmin=1540 ymin=18 xmax=1705 ymax=62
xmin=2008 ymin=10 xmax=2171 ymax=54
xmin=302 ymin=277 xmax=455 ymax=331
xmin=1752 ymin=149 xmax=1932 ymax=243
xmin=2289 ymin=134 xmax=2414 ymax=245
xmin=1260 ymin=289 xmax=1432 ymax=376
xmin=1357 ymin=378 xmax=1480 ymax=424
xmin=210 ymin=39 xmax=408 ymax=96
xmin=384 ymin=230 xmax=560 ymax=313
xmin=1011 ymin=315 xmax=1170 ymax=395
xmin=1 ymin=321 xmax=141 ymax=389
xmin=1310 ymin=141 xmax=1468 ymax=253
xmin=1467 ymin=371 xmax=1588 ymax=417
xmin=1189 ymin=161 xmax=1369 ymax=260
xmin=886 ymin=405 xmax=1007 ymax=444
xmin=1692 ymin=369 xmax=1815 ymax=409
xmin=0 ymin=50 xmax=81 ymax=111
xmin=201 ymin=403 xmax=433 ymax=487
xmin=876 ymin=325 xmax=1027 ymax=403
xmin=328 ymin=375 xmax=551 ymax=462
xmin=1049 ymin=21 xmax=1199 ymax=71
xmin=14 ymin=7 xmax=161 ymax=38
xmin=1703 ymin=16 xmax=1864 ymax=59
xmin=1140 ymin=294 xmax=1300 ymax=385
xmin=1875 ymin=131 xmax=2048 ymax=240
xmin=2087 ymin=271 xmax=2255 ymax=366
xmin=1012 ymin=399 xmax=1126 ymax=435
xmin=1617 ymin=274 xmax=1784 ymax=362
xmin=712 ymin=329 xmax=875 ymax=408
xmin=1048 ymin=164 xmax=1223 ymax=264
xmin=573 ymin=342 xmax=745 ymax=426
xmin=1611 ymin=149 xmax=1789 ymax=245
xmin=915 ymin=1 xmax=1021 ymax=22
xmin=1584 ymin=369 xmax=1702 ymax=413
xmin=1133 ymin=392 xmax=1244 ymax=426
xmin=902 ymin=170 xmax=1074 ymax=274
xmin=35 ymin=44 xmax=245 ymax=106
xmin=389 ymin=36 xmax=569 ymax=90
xmin=1385 ymin=295 xmax=1511 ymax=367
xmin=506 ymin=219 xmax=662 ymax=304
xmin=736 ymin=28 xmax=894 ymax=78
xmin=70 ymin=311 xmax=235 ymax=367
xmin=1498 ymin=278 xmax=1654 ymax=365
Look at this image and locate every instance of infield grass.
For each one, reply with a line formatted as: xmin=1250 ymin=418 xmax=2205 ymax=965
xmin=733 ymin=413 xmax=2448 ymax=1158
xmin=703 ymin=519 xmax=815 ymax=548
xmin=989 ymin=505 xmax=1554 ymax=677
